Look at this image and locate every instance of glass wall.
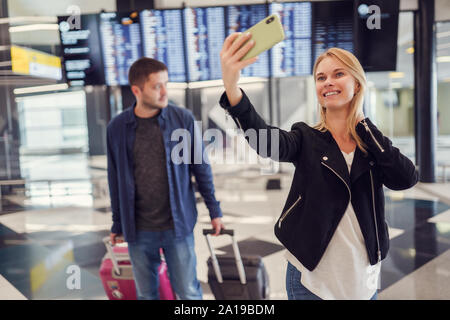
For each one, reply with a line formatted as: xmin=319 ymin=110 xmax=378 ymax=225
xmin=364 ymin=11 xmax=415 ymax=161
xmin=14 ymin=90 xmax=92 ymax=207
xmin=16 ymin=90 xmax=88 ymax=154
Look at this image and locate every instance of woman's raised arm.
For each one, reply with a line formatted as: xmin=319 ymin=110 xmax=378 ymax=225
xmin=220 ymin=32 xmax=258 ymax=106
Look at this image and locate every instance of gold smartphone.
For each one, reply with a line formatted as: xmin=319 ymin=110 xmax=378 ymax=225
xmin=235 ymin=14 xmax=285 ymax=61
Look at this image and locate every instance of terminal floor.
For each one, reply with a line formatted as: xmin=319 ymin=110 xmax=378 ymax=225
xmin=1 ymin=155 xmax=450 ymax=300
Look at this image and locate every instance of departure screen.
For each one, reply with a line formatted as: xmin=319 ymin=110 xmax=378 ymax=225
xmin=313 ymin=1 xmax=354 ymax=62
xmin=140 ymin=9 xmax=187 ymax=82
xmin=184 ymin=7 xmax=225 ymax=81
xmin=226 ymin=5 xmax=270 ymax=78
xmin=58 ymin=3 xmax=377 ymax=85
xmin=58 ymin=14 xmax=105 ymax=86
xmin=99 ymin=12 xmax=142 ymax=86
xmin=270 ymin=2 xmax=312 ymax=77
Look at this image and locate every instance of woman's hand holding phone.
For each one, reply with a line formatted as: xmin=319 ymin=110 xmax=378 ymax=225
xmin=220 ymin=32 xmax=258 ymax=107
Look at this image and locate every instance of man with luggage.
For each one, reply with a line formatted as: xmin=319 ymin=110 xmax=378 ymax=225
xmin=107 ymin=57 xmax=224 ymax=300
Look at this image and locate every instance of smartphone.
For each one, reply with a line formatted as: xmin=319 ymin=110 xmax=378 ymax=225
xmin=235 ymin=14 xmax=285 ymax=61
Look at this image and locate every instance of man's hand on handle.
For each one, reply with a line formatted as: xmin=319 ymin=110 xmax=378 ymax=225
xmin=220 ymin=32 xmax=258 ymax=107
xmin=110 ymin=233 xmax=124 ymax=246
xmin=211 ymin=217 xmax=225 ymax=236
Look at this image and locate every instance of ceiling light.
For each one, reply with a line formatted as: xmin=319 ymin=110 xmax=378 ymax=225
xmin=389 ymin=72 xmax=404 ymax=79
xmin=390 ymin=82 xmax=402 ymax=88
xmin=0 ymin=61 xmax=12 ymax=67
xmin=437 ymin=56 xmax=450 ymax=63
xmin=437 ymin=31 xmax=450 ymax=39
xmin=406 ymin=47 xmax=414 ymax=54
xmin=14 ymin=83 xmax=68 ymax=95
xmin=437 ymin=43 xmax=450 ymax=50
xmin=9 ymin=24 xmax=59 ymax=33
xmin=0 ymin=16 xmax=57 ymax=25
xmin=167 ymin=82 xmax=188 ymax=89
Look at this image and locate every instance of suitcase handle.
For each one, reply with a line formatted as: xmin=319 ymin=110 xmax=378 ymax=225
xmin=103 ymin=237 xmax=165 ymax=277
xmin=203 ymin=229 xmax=234 ymax=236
xmin=202 ymin=229 xmax=247 ymax=285
xmin=103 ymin=236 xmax=126 ymax=276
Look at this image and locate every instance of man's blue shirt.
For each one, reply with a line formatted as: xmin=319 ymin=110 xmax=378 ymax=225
xmin=107 ymin=103 xmax=222 ymax=243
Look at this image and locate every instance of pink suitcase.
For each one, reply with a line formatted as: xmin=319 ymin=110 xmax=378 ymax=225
xmin=99 ymin=237 xmax=176 ymax=300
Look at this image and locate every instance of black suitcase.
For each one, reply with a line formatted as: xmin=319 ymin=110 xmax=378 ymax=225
xmin=203 ymin=229 xmax=270 ymax=300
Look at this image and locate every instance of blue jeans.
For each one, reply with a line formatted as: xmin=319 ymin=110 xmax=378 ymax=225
xmin=127 ymin=229 xmax=202 ymax=300
xmin=286 ymin=262 xmax=378 ymax=300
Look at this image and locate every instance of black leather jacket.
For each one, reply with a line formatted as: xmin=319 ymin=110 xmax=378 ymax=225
xmin=219 ymin=90 xmax=418 ymax=271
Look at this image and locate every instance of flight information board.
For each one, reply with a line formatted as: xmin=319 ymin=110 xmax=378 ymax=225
xmin=184 ymin=7 xmax=225 ymax=81
xmin=99 ymin=12 xmax=142 ymax=86
xmin=313 ymin=1 xmax=354 ymax=62
xmin=270 ymin=2 xmax=312 ymax=77
xmin=58 ymin=2 xmax=379 ymax=86
xmin=226 ymin=5 xmax=269 ymax=78
xmin=140 ymin=9 xmax=186 ymax=82
xmin=58 ymin=14 xmax=105 ymax=86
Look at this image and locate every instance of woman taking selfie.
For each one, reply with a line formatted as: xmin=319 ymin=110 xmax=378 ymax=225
xmin=219 ymin=32 xmax=418 ymax=300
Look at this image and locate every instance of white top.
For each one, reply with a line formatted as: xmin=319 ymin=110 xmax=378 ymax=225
xmin=285 ymin=150 xmax=381 ymax=300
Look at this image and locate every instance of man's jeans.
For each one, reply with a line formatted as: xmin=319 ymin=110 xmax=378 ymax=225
xmin=128 ymin=229 xmax=202 ymax=300
xmin=286 ymin=262 xmax=378 ymax=300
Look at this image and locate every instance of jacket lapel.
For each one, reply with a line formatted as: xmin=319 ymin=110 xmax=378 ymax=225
xmin=316 ymin=131 xmax=351 ymax=187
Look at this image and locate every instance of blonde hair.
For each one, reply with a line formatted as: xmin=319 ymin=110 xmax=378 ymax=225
xmin=312 ymin=47 xmax=367 ymax=154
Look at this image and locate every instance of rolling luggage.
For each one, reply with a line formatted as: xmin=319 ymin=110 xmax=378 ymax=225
xmin=203 ymin=229 xmax=270 ymax=300
xmin=99 ymin=237 xmax=176 ymax=300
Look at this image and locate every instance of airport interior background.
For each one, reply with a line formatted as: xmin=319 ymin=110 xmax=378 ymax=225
xmin=1 ymin=0 xmax=450 ymax=300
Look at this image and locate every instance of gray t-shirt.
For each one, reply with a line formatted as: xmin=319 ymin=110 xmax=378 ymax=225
xmin=133 ymin=113 xmax=174 ymax=231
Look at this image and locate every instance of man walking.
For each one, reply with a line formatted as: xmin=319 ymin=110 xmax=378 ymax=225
xmin=107 ymin=57 xmax=224 ymax=300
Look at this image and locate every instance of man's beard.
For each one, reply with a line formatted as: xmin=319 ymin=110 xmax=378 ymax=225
xmin=142 ymin=98 xmax=167 ymax=110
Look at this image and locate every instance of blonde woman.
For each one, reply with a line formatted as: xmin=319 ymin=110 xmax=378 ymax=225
xmin=219 ymin=33 xmax=418 ymax=300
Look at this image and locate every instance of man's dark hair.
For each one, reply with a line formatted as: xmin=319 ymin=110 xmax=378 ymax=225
xmin=128 ymin=57 xmax=168 ymax=88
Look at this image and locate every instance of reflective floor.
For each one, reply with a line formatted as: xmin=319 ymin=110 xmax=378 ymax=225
xmin=1 ymin=154 xmax=450 ymax=300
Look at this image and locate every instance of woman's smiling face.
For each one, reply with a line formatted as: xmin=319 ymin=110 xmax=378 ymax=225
xmin=315 ymin=56 xmax=359 ymax=112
